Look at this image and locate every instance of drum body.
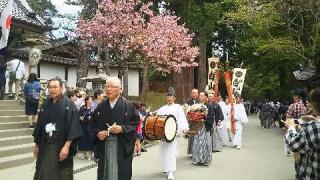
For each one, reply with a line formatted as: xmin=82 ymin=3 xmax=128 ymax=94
xmin=143 ymin=115 xmax=177 ymax=143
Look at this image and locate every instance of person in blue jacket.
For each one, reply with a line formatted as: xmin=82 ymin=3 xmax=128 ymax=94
xmin=24 ymin=73 xmax=41 ymax=128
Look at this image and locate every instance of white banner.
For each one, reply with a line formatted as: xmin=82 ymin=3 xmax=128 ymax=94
xmin=232 ymin=68 xmax=247 ymax=98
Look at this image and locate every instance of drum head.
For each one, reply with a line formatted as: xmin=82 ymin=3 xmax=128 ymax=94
xmin=164 ymin=116 xmax=177 ymax=142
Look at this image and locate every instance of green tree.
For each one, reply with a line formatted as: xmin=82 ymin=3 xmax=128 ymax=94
xmin=220 ymin=0 xmax=320 ymax=101
xmin=27 ymin=0 xmax=57 ymax=16
xmin=163 ymin=0 xmax=227 ymax=90
xmin=65 ymin=0 xmax=97 ymax=19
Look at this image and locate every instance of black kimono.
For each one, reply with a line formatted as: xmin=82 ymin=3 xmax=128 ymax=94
xmin=90 ymin=96 xmax=139 ymax=180
xmin=211 ymin=103 xmax=224 ymax=126
xmin=33 ymin=96 xmax=83 ymax=180
xmin=186 ymin=98 xmax=199 ymax=106
xmin=186 ymin=98 xmax=200 ymax=155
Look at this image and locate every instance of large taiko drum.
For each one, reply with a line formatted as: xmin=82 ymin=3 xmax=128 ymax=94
xmin=143 ymin=115 xmax=177 ymax=143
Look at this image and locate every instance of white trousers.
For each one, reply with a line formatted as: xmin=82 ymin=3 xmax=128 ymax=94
xmin=233 ymin=122 xmax=243 ymax=146
xmin=218 ymin=121 xmax=229 ymax=145
xmin=160 ymin=139 xmax=177 ymax=172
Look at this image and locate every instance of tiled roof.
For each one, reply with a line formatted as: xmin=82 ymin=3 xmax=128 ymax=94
xmin=13 ymin=48 xmax=78 ymax=65
xmin=12 ymin=48 xmax=142 ymax=68
xmin=0 ymin=0 xmax=47 ymax=30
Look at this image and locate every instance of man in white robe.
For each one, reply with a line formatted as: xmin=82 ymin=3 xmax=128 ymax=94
xmin=217 ymin=95 xmax=229 ymax=146
xmin=157 ymin=87 xmax=189 ymax=180
xmin=233 ymin=96 xmax=248 ymax=150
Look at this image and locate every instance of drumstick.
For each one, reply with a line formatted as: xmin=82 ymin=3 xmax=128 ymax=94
xmin=106 ymin=123 xmax=116 ymax=131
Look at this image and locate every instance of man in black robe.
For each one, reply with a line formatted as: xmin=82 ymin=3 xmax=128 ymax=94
xmin=185 ymin=88 xmax=199 ymax=156
xmin=186 ymin=88 xmax=199 ymax=105
xmin=33 ymin=77 xmax=83 ymax=180
xmin=208 ymin=93 xmax=224 ymax=152
xmin=90 ymin=77 xmax=139 ymax=180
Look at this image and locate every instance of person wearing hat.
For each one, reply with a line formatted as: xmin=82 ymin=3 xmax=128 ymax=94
xmin=156 ymin=87 xmax=189 ymax=180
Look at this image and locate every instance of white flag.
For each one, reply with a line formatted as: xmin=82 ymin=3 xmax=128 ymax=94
xmin=0 ymin=0 xmax=14 ymax=49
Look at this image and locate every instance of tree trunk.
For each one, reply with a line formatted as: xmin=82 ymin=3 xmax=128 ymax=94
xmin=103 ymin=48 xmax=110 ymax=75
xmin=76 ymin=46 xmax=90 ymax=88
xmin=279 ymin=64 xmax=296 ymax=100
xmin=141 ymin=64 xmax=149 ymax=101
xmin=198 ymin=38 xmax=207 ymax=91
xmin=122 ymin=67 xmax=129 ymax=97
xmin=173 ymin=67 xmax=194 ymax=104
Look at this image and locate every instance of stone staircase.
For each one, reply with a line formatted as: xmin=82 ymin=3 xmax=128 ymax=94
xmin=0 ymin=100 xmax=34 ymax=170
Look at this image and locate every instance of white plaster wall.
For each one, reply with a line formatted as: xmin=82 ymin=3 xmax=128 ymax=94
xmin=85 ymin=68 xmax=118 ymax=90
xmin=4 ymin=60 xmax=140 ymax=97
xmin=128 ymin=70 xmax=139 ymax=96
xmin=39 ymin=63 xmax=66 ymax=81
xmin=67 ymin=66 xmax=77 ymax=88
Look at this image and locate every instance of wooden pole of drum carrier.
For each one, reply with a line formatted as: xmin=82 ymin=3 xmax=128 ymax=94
xmin=224 ymin=70 xmax=236 ymax=135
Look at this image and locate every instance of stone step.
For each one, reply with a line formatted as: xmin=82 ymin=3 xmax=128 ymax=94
xmin=0 ymin=128 xmax=33 ymax=138
xmin=0 ymin=100 xmax=22 ymax=104
xmin=0 ymin=121 xmax=30 ymax=130
xmin=0 ymin=136 xmax=33 ymax=147
xmin=0 ymin=110 xmax=25 ymax=116
xmin=0 ymin=105 xmax=24 ymax=110
xmin=0 ymin=144 xmax=34 ymax=158
xmin=0 ymin=116 xmax=27 ymax=123
xmin=0 ymin=153 xmax=34 ymax=170
xmin=0 ymin=101 xmax=25 ymax=109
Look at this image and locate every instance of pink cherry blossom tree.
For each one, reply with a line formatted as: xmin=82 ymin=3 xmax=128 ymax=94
xmin=77 ymin=0 xmax=199 ymax=98
xmin=138 ymin=12 xmax=199 ymax=98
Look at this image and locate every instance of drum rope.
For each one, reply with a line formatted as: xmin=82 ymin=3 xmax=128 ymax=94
xmin=152 ymin=117 xmax=158 ymax=140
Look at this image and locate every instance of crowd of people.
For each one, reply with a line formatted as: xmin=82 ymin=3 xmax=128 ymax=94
xmin=1 ymin=57 xmax=319 ymax=180
xmin=24 ymin=75 xmax=251 ymax=180
xmin=162 ymin=88 xmax=249 ymax=180
xmin=284 ymin=88 xmax=320 ymax=180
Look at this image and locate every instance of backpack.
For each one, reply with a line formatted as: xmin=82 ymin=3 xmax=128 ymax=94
xmin=9 ymin=60 xmax=21 ymax=81
xmin=27 ymin=83 xmax=39 ymax=105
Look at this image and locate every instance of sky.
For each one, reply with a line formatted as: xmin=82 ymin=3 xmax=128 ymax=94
xmin=50 ymin=0 xmax=82 ymax=39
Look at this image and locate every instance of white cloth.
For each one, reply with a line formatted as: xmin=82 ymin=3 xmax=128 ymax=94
xmin=233 ymin=121 xmax=243 ymax=146
xmin=218 ymin=101 xmax=229 ymax=145
xmin=75 ymin=98 xmax=84 ymax=110
xmin=7 ymin=59 xmax=25 ymax=80
xmin=109 ymin=97 xmax=119 ymax=109
xmin=225 ymin=104 xmax=231 ymax=129
xmin=232 ymin=103 xmax=248 ymax=146
xmin=157 ymin=104 xmax=189 ymax=172
xmin=234 ymin=103 xmax=248 ymax=124
xmin=0 ymin=0 xmax=13 ymax=49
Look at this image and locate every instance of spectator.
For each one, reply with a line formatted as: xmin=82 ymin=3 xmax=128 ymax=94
xmin=133 ymin=102 xmax=143 ymax=156
xmin=67 ymin=90 xmax=77 ymax=103
xmin=23 ymin=73 xmax=41 ymax=128
xmin=7 ymin=58 xmax=25 ymax=100
xmin=286 ymin=89 xmax=306 ymax=119
xmin=285 ymin=88 xmax=320 ymax=179
xmin=91 ymin=89 xmax=104 ymax=112
xmin=78 ymin=96 xmax=94 ymax=160
xmin=261 ymin=100 xmax=273 ymax=129
xmin=75 ymin=90 xmax=86 ymax=110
